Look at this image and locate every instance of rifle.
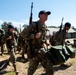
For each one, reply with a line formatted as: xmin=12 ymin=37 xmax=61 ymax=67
xmin=27 ymin=2 xmax=34 ymax=59
xmin=51 ymin=17 xmax=64 ymax=46
xmin=29 ymin=2 xmax=33 ymax=25
xmin=20 ymin=24 xmax=21 ymax=33
xmin=59 ymin=17 xmax=64 ymax=32
xmin=59 ymin=17 xmax=65 ymax=46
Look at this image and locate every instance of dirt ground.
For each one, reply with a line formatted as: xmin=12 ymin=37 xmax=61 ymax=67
xmin=0 ymin=53 xmax=76 ymax=75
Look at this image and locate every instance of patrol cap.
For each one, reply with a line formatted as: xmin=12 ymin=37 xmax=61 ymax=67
xmin=38 ymin=10 xmax=51 ymax=17
xmin=65 ymin=22 xmax=71 ymax=28
xmin=8 ymin=25 xmax=14 ymax=29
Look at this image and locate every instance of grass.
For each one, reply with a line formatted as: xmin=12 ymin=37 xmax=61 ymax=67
xmin=4 ymin=71 xmax=15 ymax=75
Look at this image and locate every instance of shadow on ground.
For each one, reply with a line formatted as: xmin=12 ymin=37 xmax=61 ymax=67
xmin=16 ymin=56 xmax=28 ymax=63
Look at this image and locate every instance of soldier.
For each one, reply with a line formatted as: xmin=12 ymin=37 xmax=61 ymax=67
xmin=0 ymin=28 xmax=5 ymax=55
xmin=17 ymin=35 xmax=27 ymax=58
xmin=26 ymin=10 xmax=54 ymax=75
xmin=2 ymin=25 xmax=18 ymax=75
xmin=50 ymin=22 xmax=71 ymax=46
xmin=50 ymin=22 xmax=71 ymax=67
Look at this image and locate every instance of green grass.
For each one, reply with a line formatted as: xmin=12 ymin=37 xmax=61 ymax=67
xmin=4 ymin=71 xmax=15 ymax=75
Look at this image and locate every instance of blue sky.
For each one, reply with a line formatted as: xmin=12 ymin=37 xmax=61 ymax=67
xmin=0 ymin=0 xmax=76 ymax=28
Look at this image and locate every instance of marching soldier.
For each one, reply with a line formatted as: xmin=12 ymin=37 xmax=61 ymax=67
xmin=2 ymin=25 xmax=18 ymax=75
xmin=50 ymin=22 xmax=71 ymax=67
xmin=50 ymin=22 xmax=71 ymax=46
xmin=26 ymin=10 xmax=54 ymax=75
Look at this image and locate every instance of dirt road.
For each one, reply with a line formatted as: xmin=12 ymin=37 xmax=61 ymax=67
xmin=0 ymin=54 xmax=76 ymax=75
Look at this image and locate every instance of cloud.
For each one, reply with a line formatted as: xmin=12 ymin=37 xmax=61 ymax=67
xmin=0 ymin=20 xmax=3 ymax=24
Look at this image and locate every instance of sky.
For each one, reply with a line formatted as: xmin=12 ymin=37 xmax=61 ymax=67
xmin=0 ymin=0 xmax=76 ymax=28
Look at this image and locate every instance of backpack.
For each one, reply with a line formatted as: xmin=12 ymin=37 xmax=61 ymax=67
xmin=46 ymin=45 xmax=69 ymax=65
xmin=20 ymin=22 xmax=39 ymax=39
xmin=20 ymin=26 xmax=30 ymax=39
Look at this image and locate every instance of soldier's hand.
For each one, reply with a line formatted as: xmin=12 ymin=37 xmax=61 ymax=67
xmin=36 ymin=32 xmax=41 ymax=39
xmin=7 ymin=36 xmax=12 ymax=40
xmin=45 ymin=40 xmax=50 ymax=46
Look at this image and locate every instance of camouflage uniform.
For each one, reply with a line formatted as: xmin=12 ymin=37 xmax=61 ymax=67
xmin=50 ymin=22 xmax=71 ymax=46
xmin=50 ymin=23 xmax=72 ymax=67
xmin=0 ymin=29 xmax=5 ymax=55
xmin=1 ymin=26 xmax=17 ymax=73
xmin=17 ymin=35 xmax=27 ymax=58
xmin=52 ymin=29 xmax=67 ymax=46
xmin=27 ymin=20 xmax=54 ymax=75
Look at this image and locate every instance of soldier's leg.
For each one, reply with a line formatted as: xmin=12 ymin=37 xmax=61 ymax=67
xmin=1 ymin=45 xmax=4 ymax=55
xmin=40 ymin=53 xmax=54 ymax=75
xmin=27 ymin=57 xmax=39 ymax=75
xmin=10 ymin=50 xmax=18 ymax=75
xmin=17 ymin=45 xmax=21 ymax=53
xmin=6 ymin=43 xmax=10 ymax=54
xmin=9 ymin=46 xmax=18 ymax=74
xmin=10 ymin=51 xmax=16 ymax=68
xmin=21 ymin=45 xmax=27 ymax=59
xmin=21 ymin=48 xmax=25 ymax=58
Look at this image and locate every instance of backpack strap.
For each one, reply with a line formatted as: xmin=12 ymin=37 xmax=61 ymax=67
xmin=34 ymin=22 xmax=39 ymax=33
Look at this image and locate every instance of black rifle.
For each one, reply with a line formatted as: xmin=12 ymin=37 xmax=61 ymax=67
xmin=59 ymin=17 xmax=64 ymax=32
xmin=29 ymin=2 xmax=33 ymax=25
xmin=51 ymin=17 xmax=64 ymax=46
xmin=59 ymin=17 xmax=64 ymax=46
xmin=27 ymin=2 xmax=34 ymax=59
xmin=57 ymin=17 xmax=64 ymax=39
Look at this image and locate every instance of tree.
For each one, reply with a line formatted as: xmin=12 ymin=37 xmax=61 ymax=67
xmin=1 ymin=22 xmax=12 ymax=32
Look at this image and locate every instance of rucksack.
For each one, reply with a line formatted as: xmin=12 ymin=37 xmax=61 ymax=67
xmin=20 ymin=26 xmax=30 ymax=39
xmin=45 ymin=45 xmax=71 ymax=65
xmin=20 ymin=22 xmax=39 ymax=39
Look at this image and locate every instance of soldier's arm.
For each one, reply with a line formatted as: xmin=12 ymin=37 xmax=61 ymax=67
xmin=14 ymin=31 xmax=19 ymax=38
xmin=1 ymin=32 xmax=9 ymax=43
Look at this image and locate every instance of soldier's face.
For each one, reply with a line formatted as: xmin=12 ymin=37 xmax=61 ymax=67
xmin=65 ymin=26 xmax=70 ymax=31
xmin=9 ymin=28 xmax=14 ymax=32
xmin=39 ymin=13 xmax=48 ymax=21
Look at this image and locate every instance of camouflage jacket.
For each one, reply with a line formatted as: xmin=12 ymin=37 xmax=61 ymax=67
xmin=2 ymin=30 xmax=17 ymax=45
xmin=51 ymin=29 xmax=67 ymax=45
xmin=26 ymin=20 xmax=48 ymax=49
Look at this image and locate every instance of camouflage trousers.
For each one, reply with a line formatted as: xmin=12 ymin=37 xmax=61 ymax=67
xmin=7 ymin=45 xmax=17 ymax=72
xmin=27 ymin=48 xmax=54 ymax=75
